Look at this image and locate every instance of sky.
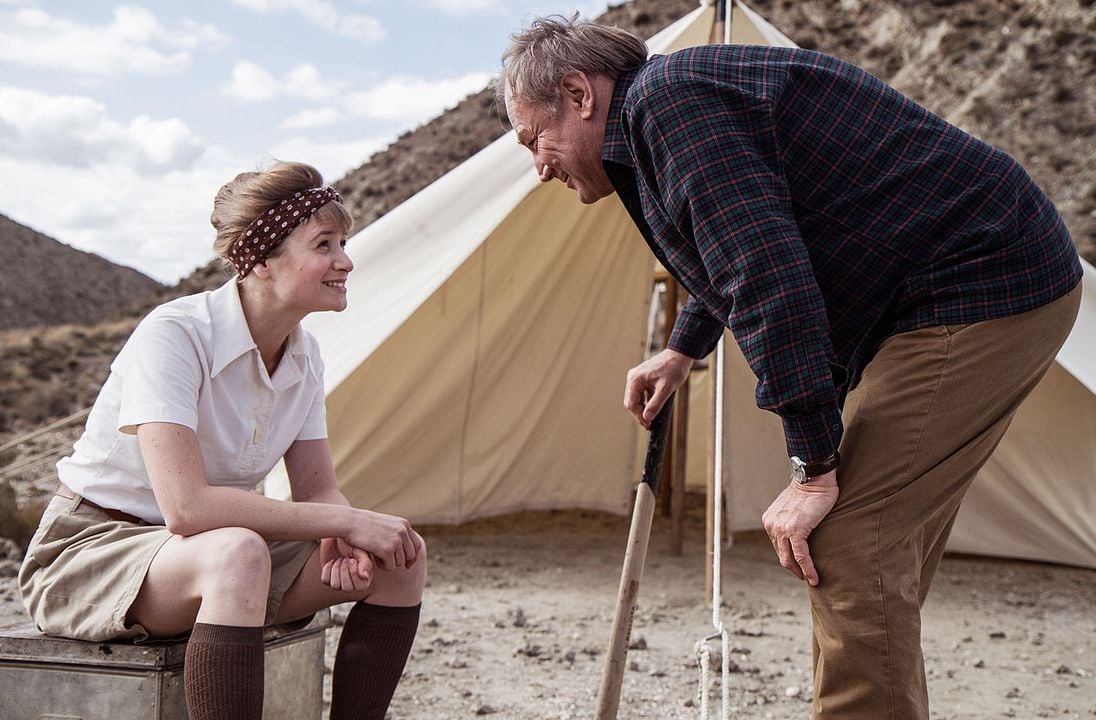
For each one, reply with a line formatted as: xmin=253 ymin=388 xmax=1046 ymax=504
xmin=0 ymin=0 xmax=617 ymax=284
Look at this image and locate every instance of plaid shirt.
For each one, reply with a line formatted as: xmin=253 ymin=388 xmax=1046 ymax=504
xmin=602 ymin=45 xmax=1082 ymax=462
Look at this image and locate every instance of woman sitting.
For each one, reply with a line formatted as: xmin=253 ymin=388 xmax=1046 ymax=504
xmin=19 ymin=161 xmax=426 ymax=720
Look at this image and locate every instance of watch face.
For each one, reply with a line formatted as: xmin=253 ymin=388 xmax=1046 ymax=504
xmin=790 ymin=456 xmax=807 ymax=484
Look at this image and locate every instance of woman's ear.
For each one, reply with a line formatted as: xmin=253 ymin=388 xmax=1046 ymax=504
xmin=250 ymin=260 xmax=272 ymax=281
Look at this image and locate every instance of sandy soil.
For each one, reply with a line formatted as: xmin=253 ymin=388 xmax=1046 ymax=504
xmin=382 ymin=500 xmax=1095 ymax=720
xmin=1 ymin=494 xmax=1094 ymax=719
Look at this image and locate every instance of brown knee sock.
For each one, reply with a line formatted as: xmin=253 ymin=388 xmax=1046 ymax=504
xmin=330 ymin=602 xmax=421 ymax=720
xmin=184 ymin=623 xmax=265 ymax=720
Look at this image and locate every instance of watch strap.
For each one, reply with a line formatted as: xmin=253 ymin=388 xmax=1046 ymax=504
xmin=802 ymin=450 xmax=840 ymax=478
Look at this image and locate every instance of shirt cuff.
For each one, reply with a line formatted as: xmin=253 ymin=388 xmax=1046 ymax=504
xmin=781 ymin=404 xmax=843 ymax=463
xmin=667 ymin=304 xmax=725 ymax=359
xmin=118 ymin=405 xmax=199 ymax=436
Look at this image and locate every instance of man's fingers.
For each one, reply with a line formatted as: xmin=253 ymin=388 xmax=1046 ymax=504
xmin=321 ymin=559 xmax=334 ymax=586
xmin=790 ymin=536 xmax=819 ymax=586
xmin=642 ymin=384 xmax=669 ymax=424
xmin=623 ymin=376 xmax=648 ymax=427
xmin=770 ymin=535 xmax=805 ymax=581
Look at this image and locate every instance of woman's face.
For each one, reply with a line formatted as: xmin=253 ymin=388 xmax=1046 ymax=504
xmin=263 ymin=211 xmax=353 ymax=314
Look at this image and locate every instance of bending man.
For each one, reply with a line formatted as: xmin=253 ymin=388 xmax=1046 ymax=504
xmin=498 ymin=15 xmax=1081 ymax=720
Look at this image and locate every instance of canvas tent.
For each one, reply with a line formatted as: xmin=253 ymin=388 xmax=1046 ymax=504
xmin=267 ymin=1 xmax=1096 ymax=570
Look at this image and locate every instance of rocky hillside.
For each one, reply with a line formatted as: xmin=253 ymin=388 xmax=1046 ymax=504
xmin=750 ymin=0 xmax=1095 ymax=261
xmin=0 ymin=214 xmax=163 ymax=331
xmin=0 ymin=0 xmax=1093 ymax=526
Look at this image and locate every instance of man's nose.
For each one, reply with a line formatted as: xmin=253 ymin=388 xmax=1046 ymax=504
xmin=535 ymin=158 xmax=553 ymax=183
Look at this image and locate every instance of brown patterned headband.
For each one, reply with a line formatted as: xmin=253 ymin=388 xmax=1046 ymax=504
xmin=229 ymin=185 xmax=343 ymax=278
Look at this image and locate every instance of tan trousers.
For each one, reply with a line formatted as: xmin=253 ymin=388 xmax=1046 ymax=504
xmin=807 ymin=284 xmax=1082 ymax=720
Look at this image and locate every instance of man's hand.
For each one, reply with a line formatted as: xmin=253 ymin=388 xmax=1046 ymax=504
xmin=762 ymin=470 xmax=839 ymax=586
xmin=320 ymin=537 xmax=374 ymax=593
xmin=624 ymin=348 xmax=695 ymax=429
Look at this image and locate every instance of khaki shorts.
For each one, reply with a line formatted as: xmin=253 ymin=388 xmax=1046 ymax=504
xmin=19 ymin=493 xmax=317 ymax=643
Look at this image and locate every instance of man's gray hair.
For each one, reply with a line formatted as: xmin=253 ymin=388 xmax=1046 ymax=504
xmin=496 ymin=14 xmax=648 ymax=112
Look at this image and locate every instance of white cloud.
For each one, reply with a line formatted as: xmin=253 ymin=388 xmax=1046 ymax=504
xmin=268 ymin=135 xmax=393 ymax=183
xmin=346 ymin=72 xmax=492 ymax=123
xmin=231 ymin=0 xmax=384 ymax=43
xmin=0 ymin=152 xmax=241 ymax=283
xmin=0 ymin=92 xmax=389 ymax=283
xmin=0 ymin=85 xmax=205 ymax=173
xmin=280 ymin=107 xmax=345 ymax=130
xmin=0 ymin=5 xmax=228 ymax=76
xmin=220 ymin=61 xmax=279 ymax=101
xmin=220 ymin=61 xmax=342 ymax=102
xmin=284 ymin=63 xmax=343 ymax=100
xmin=428 ymin=0 xmax=506 ymax=16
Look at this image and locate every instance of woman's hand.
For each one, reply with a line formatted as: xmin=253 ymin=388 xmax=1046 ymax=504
xmin=320 ymin=537 xmax=374 ymax=593
xmin=346 ymin=510 xmax=423 ymax=571
xmin=284 ymin=439 xmax=421 ymax=571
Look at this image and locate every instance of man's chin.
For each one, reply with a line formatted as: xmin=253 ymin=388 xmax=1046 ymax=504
xmin=575 ymin=186 xmax=614 ymax=205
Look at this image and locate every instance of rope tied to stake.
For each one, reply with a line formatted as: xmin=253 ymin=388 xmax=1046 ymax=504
xmin=695 ymin=336 xmax=731 ymax=720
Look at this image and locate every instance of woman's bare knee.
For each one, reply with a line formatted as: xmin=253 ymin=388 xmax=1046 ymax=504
xmin=198 ymin=527 xmax=271 ymax=580
xmin=130 ymin=527 xmax=273 ymax=633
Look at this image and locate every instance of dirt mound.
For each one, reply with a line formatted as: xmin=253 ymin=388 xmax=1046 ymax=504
xmin=0 ymin=214 xmax=163 ymax=331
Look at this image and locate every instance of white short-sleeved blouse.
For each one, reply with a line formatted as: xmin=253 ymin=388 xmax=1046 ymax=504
xmin=57 ymin=279 xmax=327 ymax=524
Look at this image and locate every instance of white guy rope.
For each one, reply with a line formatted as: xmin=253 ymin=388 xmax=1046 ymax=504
xmin=696 ymin=334 xmax=730 ymax=720
xmin=0 ymin=407 xmax=90 ymax=457
xmin=0 ymin=441 xmax=72 ymax=479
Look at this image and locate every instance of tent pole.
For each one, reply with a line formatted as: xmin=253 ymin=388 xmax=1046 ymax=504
xmin=703 ymin=0 xmax=735 ymax=607
xmin=705 ymin=358 xmax=716 ymax=605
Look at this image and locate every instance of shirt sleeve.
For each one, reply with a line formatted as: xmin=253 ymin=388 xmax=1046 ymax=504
xmin=627 ymin=81 xmax=842 ymax=462
xmin=668 ymin=296 xmax=725 ymax=359
xmin=114 ymin=310 xmax=203 ymax=435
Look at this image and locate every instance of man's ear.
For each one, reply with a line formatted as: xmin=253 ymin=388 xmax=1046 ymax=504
xmin=559 ymin=72 xmax=596 ymax=119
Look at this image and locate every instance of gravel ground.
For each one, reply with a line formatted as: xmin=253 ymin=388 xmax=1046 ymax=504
xmin=1 ymin=494 xmax=1093 ymax=719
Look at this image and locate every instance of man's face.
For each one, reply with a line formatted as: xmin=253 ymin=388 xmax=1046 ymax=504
xmin=505 ymin=74 xmax=615 ymax=205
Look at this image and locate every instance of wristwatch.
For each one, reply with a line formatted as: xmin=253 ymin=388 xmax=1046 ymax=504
xmin=790 ymin=451 xmax=840 ymax=484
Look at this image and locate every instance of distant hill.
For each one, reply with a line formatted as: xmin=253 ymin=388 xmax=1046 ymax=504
xmin=0 ymin=214 xmax=163 ymax=331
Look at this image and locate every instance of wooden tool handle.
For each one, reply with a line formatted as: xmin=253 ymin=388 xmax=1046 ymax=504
xmin=594 ymin=396 xmax=675 ymax=720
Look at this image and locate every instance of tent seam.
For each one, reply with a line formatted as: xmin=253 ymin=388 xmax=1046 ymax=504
xmin=456 ymin=244 xmax=489 ymax=522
